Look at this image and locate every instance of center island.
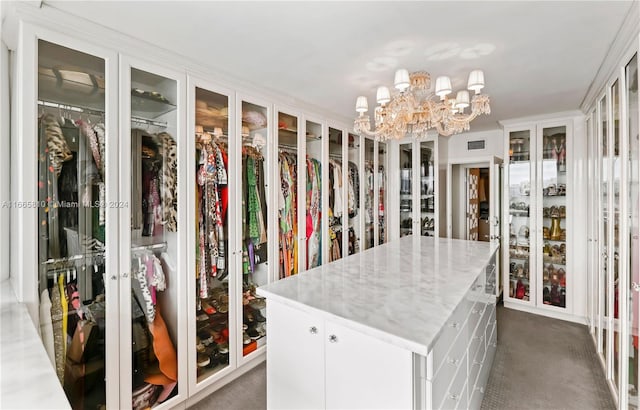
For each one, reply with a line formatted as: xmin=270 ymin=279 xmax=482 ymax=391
xmin=257 ymin=235 xmax=499 ymax=410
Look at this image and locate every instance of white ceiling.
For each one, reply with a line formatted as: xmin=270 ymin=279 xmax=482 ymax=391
xmin=45 ymin=0 xmax=633 ymax=132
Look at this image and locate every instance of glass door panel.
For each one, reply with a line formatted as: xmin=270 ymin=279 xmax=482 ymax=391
xmin=420 ymin=141 xmax=435 ymax=237
xmin=37 ymin=39 xmax=109 ymax=410
xmin=328 ymin=127 xmax=344 ymax=261
xmin=193 ymin=86 xmax=230 ymax=382
xmin=399 ymin=143 xmax=413 ymax=237
xmin=347 ymin=133 xmax=360 ymax=255
xmin=508 ymin=130 xmax=532 ymax=302
xmin=129 ymin=68 xmax=180 ymax=403
xmin=278 ymin=112 xmax=298 ymax=278
xmin=612 ymin=80 xmax=621 ymax=388
xmin=601 ymin=95 xmax=609 ymax=362
xmin=626 ymin=53 xmax=639 ymax=407
xmin=364 ymin=138 xmax=375 ymax=249
xmin=305 ymin=120 xmax=322 ymax=268
xmin=541 ymin=126 xmax=567 ymax=308
xmin=241 ymin=101 xmax=268 ymax=356
xmin=378 ymin=142 xmax=387 ymax=244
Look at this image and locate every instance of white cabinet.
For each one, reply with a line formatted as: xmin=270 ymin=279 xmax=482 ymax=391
xmin=266 ymin=300 xmax=413 ymax=410
xmin=267 ymin=302 xmax=325 ymax=410
xmin=389 ymin=136 xmax=445 ymax=240
xmin=500 ymin=114 xmax=586 ymax=322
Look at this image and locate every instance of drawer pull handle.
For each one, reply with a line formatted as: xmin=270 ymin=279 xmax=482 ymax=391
xmin=447 ymin=357 xmax=459 ymax=366
xmin=472 ymin=308 xmax=480 ymax=314
xmin=473 ymin=360 xmax=483 ymax=365
xmin=449 ymin=393 xmax=460 ymax=401
xmin=449 ymin=322 xmax=460 ymax=329
xmin=329 ymin=334 xmax=338 ymax=343
xmin=475 ymin=386 xmax=485 ymax=394
xmin=309 ymin=326 xmax=318 ymax=334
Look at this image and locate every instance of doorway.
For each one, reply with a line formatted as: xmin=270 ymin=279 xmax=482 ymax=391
xmin=451 ymin=165 xmax=490 ymax=241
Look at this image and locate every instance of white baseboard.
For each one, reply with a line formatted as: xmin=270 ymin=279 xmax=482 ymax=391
xmin=503 ymin=301 xmax=588 ymax=325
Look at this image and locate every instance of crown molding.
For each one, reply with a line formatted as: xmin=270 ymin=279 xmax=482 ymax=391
xmin=498 ymin=110 xmax=585 ymax=128
xmin=580 ymin=0 xmax=640 ymax=113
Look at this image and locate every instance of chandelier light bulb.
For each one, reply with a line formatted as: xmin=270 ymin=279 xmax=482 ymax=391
xmin=455 ymin=90 xmax=470 ymax=109
xmin=356 ymin=96 xmax=369 ymax=113
xmin=467 ymin=70 xmax=485 ymax=94
xmin=435 ymin=76 xmax=452 ymax=99
xmin=376 ymin=86 xmax=391 ymax=105
xmin=394 ymin=69 xmax=410 ymax=91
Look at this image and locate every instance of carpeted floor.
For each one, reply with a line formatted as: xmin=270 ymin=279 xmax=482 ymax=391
xmin=481 ymin=305 xmax=615 ymax=410
xmin=189 ymin=305 xmax=614 ymax=410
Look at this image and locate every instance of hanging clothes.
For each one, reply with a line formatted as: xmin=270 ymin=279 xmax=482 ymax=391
xmin=348 ymin=161 xmax=359 ymax=218
xmin=278 ymin=152 xmax=298 ymax=278
xmin=306 ymin=157 xmax=321 ymax=269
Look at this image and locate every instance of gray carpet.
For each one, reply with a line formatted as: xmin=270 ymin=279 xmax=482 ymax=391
xmin=189 ymin=305 xmax=614 ymax=410
xmin=481 ymin=305 xmax=615 ymax=410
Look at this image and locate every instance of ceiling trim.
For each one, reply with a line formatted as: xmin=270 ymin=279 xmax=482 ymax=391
xmin=498 ymin=109 xmax=584 ymax=128
xmin=580 ymin=0 xmax=639 ymax=113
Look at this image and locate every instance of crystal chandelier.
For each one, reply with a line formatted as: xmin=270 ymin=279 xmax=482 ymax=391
xmin=353 ymin=69 xmax=491 ymax=140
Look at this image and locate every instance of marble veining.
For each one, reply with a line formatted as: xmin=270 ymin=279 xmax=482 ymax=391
xmin=0 ymin=280 xmax=70 ymax=409
xmin=258 ymin=236 xmax=498 ymax=356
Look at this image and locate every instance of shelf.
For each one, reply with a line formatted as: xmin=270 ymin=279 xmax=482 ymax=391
xmin=131 ymin=91 xmax=177 ymax=119
xmin=509 ymin=210 xmax=529 ymax=215
xmin=509 ymin=255 xmax=530 ymax=260
xmin=543 ymin=238 xmax=566 ymax=243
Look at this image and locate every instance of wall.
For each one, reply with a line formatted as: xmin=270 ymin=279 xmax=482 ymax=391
xmin=444 ymin=129 xmax=503 ymax=163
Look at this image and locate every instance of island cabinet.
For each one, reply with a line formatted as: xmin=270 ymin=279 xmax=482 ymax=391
xmin=258 ymin=236 xmax=498 ymax=410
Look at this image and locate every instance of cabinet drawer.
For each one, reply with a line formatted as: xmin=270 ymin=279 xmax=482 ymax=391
xmin=476 ymin=330 xmax=497 ymax=393
xmin=466 ymin=302 xmax=485 ymax=336
xmin=435 ymin=354 xmax=468 ymax=410
xmin=468 ymin=338 xmax=485 ymax=393
xmin=434 ymin=317 xmax=470 ymax=379
xmin=468 ymin=323 xmax=485 ymax=367
xmin=468 ymin=381 xmax=484 ymax=410
xmin=432 ymin=298 xmax=473 ymax=374
xmin=484 ymin=308 xmax=496 ymax=349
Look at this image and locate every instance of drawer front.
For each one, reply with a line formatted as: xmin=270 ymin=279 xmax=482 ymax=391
xmin=476 ymin=328 xmax=497 ymax=393
xmin=456 ymin=382 xmax=469 ymax=410
xmin=468 ymin=381 xmax=484 ymax=410
xmin=432 ymin=329 xmax=468 ymax=404
xmin=432 ymin=298 xmax=473 ymax=374
xmin=484 ymin=308 xmax=496 ymax=350
xmin=466 ymin=302 xmax=485 ymax=336
xmin=435 ymin=354 xmax=468 ymax=410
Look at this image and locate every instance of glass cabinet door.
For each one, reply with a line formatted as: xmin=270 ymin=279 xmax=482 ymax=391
xmin=37 ymin=39 xmax=110 ymax=410
xmin=540 ymin=125 xmax=568 ymax=308
xmin=507 ymin=130 xmax=532 ymax=302
xmin=364 ymin=138 xmax=375 ymax=250
xmin=129 ymin=68 xmax=181 ymax=403
xmin=347 ymin=133 xmax=360 ymax=255
xmin=277 ymin=111 xmax=298 ymax=278
xmin=328 ymin=127 xmax=344 ymax=261
xmin=305 ymin=120 xmax=323 ymax=268
xmin=378 ymin=142 xmax=387 ymax=244
xmin=399 ymin=143 xmax=413 ymax=237
xmin=625 ymin=53 xmax=639 ymax=408
xmin=600 ymin=95 xmax=609 ymax=363
xmin=612 ymin=79 xmax=621 ymax=388
xmin=193 ymin=86 xmax=230 ymax=382
xmin=240 ymin=100 xmax=269 ymax=357
xmin=420 ymin=141 xmax=435 ymax=237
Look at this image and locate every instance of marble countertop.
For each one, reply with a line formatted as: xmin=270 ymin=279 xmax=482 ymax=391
xmin=0 ymin=280 xmax=70 ymax=409
xmin=258 ymin=236 xmax=498 ymax=356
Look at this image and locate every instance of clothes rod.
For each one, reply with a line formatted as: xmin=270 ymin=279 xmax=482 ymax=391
xmin=38 ymin=100 xmax=167 ymax=128
xmin=131 ymin=242 xmax=167 ymax=252
xmin=42 ymin=250 xmax=104 ymax=265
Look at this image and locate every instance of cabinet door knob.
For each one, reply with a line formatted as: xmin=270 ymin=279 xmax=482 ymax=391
xmin=449 ymin=393 xmax=460 ymax=401
xmin=449 ymin=322 xmax=460 ymax=329
xmin=328 ymin=334 xmax=338 ymax=343
xmin=447 ymin=357 xmax=459 ymax=366
xmin=309 ymin=326 xmax=318 ymax=334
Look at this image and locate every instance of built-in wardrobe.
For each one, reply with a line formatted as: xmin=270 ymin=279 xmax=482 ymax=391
xmin=4 ymin=6 xmax=391 ymax=407
xmin=585 ymin=32 xmax=640 ymax=408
